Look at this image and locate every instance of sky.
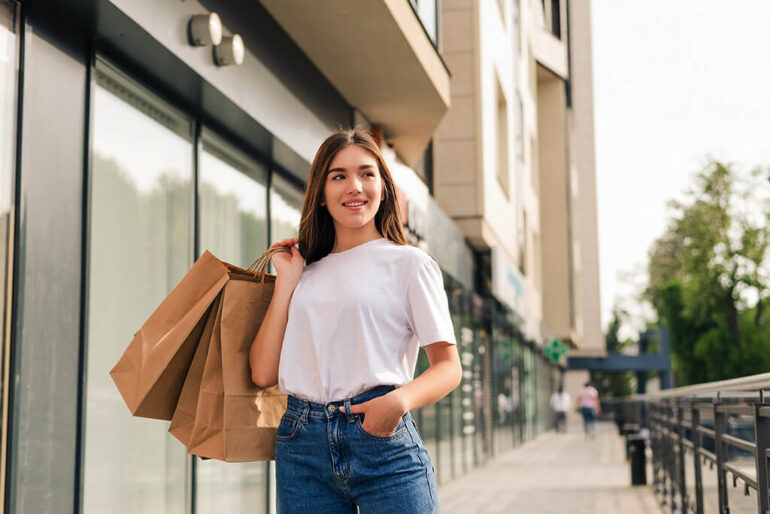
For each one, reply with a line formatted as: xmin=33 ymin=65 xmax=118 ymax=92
xmin=590 ymin=0 xmax=770 ymax=338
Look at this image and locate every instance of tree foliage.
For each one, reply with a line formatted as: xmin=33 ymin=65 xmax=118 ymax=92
xmin=646 ymin=160 xmax=770 ymax=385
xmin=591 ymin=308 xmax=633 ymax=398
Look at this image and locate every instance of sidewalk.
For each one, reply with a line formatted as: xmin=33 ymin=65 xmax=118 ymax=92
xmin=438 ymin=421 xmax=661 ymax=514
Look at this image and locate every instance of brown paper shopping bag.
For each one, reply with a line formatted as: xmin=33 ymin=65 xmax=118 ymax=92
xmin=110 ymin=250 xmax=231 ymax=420
xmin=168 ymin=294 xmax=221 ymax=446
xmin=186 ymin=266 xmax=287 ymax=462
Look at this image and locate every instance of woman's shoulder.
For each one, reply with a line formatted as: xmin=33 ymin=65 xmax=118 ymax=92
xmin=382 ymin=240 xmax=436 ymax=268
xmin=381 ymin=242 xmax=444 ymax=283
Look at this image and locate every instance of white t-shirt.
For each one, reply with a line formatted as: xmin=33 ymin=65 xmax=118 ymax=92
xmin=278 ymin=238 xmax=457 ymax=403
xmin=550 ymin=392 xmax=571 ymax=412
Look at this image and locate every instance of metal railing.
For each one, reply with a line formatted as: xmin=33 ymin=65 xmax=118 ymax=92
xmin=622 ymin=373 xmax=770 ymax=514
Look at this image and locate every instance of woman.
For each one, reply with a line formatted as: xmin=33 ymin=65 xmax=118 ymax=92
xmin=249 ymin=128 xmax=462 ymax=513
xmin=577 ymin=381 xmax=600 ymax=439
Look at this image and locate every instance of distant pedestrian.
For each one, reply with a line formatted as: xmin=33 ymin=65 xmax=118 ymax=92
xmin=549 ymin=386 xmax=570 ymax=433
xmin=577 ymin=381 xmax=600 ymax=439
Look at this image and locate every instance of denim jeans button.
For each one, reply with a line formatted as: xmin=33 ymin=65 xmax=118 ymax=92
xmin=326 ymin=404 xmax=336 ymax=413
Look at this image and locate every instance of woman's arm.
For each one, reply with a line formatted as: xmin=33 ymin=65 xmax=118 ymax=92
xmin=342 ymin=341 xmax=462 ymax=436
xmin=249 ymin=239 xmax=304 ymax=388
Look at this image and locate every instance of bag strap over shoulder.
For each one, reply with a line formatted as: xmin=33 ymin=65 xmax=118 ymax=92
xmin=248 ymin=246 xmax=292 ymax=283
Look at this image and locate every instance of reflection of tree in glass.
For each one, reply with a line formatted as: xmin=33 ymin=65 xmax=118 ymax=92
xmin=270 ymin=180 xmax=302 ymax=243
xmin=271 ymin=220 xmax=299 ymax=243
xmin=91 ymin=152 xmax=191 ymax=298
xmin=86 ymin=153 xmax=192 ymax=511
xmin=198 ymin=179 xmax=267 ymax=267
xmin=93 ymin=151 xmax=270 ymax=272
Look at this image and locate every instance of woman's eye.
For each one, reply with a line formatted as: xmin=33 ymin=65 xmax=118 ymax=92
xmin=331 ymin=174 xmax=344 ymax=180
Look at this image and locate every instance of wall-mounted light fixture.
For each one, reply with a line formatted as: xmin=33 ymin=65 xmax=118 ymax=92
xmin=214 ymin=34 xmax=244 ymax=66
xmin=188 ymin=13 xmax=222 ymax=46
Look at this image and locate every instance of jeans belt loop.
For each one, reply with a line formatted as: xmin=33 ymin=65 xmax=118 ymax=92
xmin=301 ymin=400 xmax=310 ymax=424
xmin=343 ymin=398 xmax=354 ymax=423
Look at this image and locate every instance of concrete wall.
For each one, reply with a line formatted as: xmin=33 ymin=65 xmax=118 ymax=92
xmin=109 ymin=0 xmax=342 ymax=166
xmin=434 ymin=0 xmax=603 ymax=351
xmin=536 ymin=68 xmax=571 ymax=341
xmin=436 ymin=0 xmax=538 ymax=335
xmin=568 ymin=0 xmax=603 ymax=351
xmin=434 ymin=0 xmax=480 ymax=222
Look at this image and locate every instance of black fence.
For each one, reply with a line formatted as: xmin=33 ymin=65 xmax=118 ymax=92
xmin=617 ymin=373 xmax=770 ymax=513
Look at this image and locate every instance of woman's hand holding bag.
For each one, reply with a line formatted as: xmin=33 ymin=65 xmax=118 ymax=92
xmin=269 ymin=238 xmax=304 ymax=291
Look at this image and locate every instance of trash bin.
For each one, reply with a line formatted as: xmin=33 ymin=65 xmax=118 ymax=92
xmin=627 ymin=434 xmax=647 ymax=486
xmin=623 ymin=424 xmax=641 ymax=459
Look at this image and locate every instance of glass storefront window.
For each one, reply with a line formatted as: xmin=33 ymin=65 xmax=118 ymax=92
xmin=524 ymin=346 xmax=536 ymax=441
xmin=437 ymin=395 xmax=453 ymax=482
xmin=0 ymin=0 xmax=18 ymax=490
xmin=199 ymin=131 xmax=268 ymax=266
xmin=269 ymin=173 xmax=303 ymax=243
xmin=196 ymin=130 xmax=269 ymax=514
xmin=83 ymin=60 xmax=193 ymax=514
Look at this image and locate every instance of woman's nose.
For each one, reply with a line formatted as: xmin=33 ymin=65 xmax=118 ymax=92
xmin=347 ymin=177 xmax=363 ymax=193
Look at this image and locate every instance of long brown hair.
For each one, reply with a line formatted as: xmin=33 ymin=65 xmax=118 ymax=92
xmin=298 ymin=128 xmax=407 ymax=264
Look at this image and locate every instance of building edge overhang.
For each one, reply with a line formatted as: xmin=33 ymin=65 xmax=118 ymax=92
xmin=533 ymin=27 xmax=568 ymax=80
xmin=453 ymin=216 xmax=496 ymax=252
xmin=261 ymin=0 xmax=451 ymax=167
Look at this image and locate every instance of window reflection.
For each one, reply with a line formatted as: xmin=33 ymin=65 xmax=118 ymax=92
xmin=410 ymin=0 xmax=437 ymax=44
xmin=0 ymin=0 xmax=18 ymax=488
xmin=269 ymin=173 xmax=303 ymax=243
xmin=196 ymin=132 xmax=268 ymax=514
xmin=83 ymin=62 xmax=192 ymax=514
xmin=199 ymin=134 xmax=268 ymax=266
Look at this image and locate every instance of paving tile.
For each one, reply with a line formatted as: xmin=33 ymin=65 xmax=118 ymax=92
xmin=438 ymin=422 xmax=663 ymax=514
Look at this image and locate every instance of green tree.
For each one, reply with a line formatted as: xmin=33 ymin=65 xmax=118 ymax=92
xmin=646 ymin=160 xmax=770 ymax=385
xmin=591 ymin=308 xmax=633 ymax=398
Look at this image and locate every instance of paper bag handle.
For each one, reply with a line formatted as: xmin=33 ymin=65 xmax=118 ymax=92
xmin=248 ymin=245 xmax=293 ymax=282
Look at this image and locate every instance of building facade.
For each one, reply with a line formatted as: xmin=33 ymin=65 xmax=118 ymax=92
xmin=0 ymin=1 xmax=566 ymax=513
xmin=434 ymin=0 xmax=602 ymax=403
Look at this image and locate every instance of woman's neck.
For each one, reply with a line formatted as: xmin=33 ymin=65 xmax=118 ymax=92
xmin=331 ymin=225 xmax=383 ymax=253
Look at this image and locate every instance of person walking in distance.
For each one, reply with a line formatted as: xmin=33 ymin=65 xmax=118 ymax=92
xmin=577 ymin=381 xmax=600 ymax=439
xmin=249 ymin=128 xmax=462 ymax=513
xmin=549 ymin=386 xmax=570 ymax=433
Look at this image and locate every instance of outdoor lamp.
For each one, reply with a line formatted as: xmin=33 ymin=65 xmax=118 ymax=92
xmin=214 ymin=34 xmax=244 ymax=66
xmin=188 ymin=13 xmax=223 ymax=46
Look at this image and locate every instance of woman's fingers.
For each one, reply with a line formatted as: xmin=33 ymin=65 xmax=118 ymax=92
xmin=269 ymin=238 xmax=299 ymax=249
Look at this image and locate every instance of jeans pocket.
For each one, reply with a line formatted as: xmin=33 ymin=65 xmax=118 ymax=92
xmin=276 ymin=412 xmax=301 ymax=442
xmin=408 ymin=417 xmax=427 ymax=448
xmin=355 ymin=415 xmax=408 ymax=441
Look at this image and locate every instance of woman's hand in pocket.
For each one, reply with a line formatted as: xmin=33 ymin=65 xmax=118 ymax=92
xmin=269 ymin=238 xmax=304 ymax=291
xmin=341 ymin=391 xmax=408 ymax=436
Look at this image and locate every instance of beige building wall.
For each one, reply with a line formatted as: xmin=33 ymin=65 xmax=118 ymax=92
xmin=532 ymin=0 xmax=602 ymax=354
xmin=435 ymin=0 xmax=480 ymax=221
xmin=435 ymin=0 xmax=601 ymax=354
xmin=568 ymin=0 xmax=603 ymax=354
xmin=536 ymin=67 xmax=571 ymax=342
xmin=437 ymin=0 xmax=542 ymax=341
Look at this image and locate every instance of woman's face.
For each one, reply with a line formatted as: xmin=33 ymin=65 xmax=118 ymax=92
xmin=322 ymin=144 xmax=384 ymax=233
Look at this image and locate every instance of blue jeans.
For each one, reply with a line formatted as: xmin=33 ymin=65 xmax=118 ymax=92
xmin=275 ymin=385 xmax=439 ymax=513
xmin=580 ymin=406 xmax=596 ymax=433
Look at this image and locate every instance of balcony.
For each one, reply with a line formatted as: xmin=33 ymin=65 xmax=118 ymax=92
xmin=261 ymin=0 xmax=451 ymax=166
xmin=533 ymin=0 xmax=568 ymax=79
